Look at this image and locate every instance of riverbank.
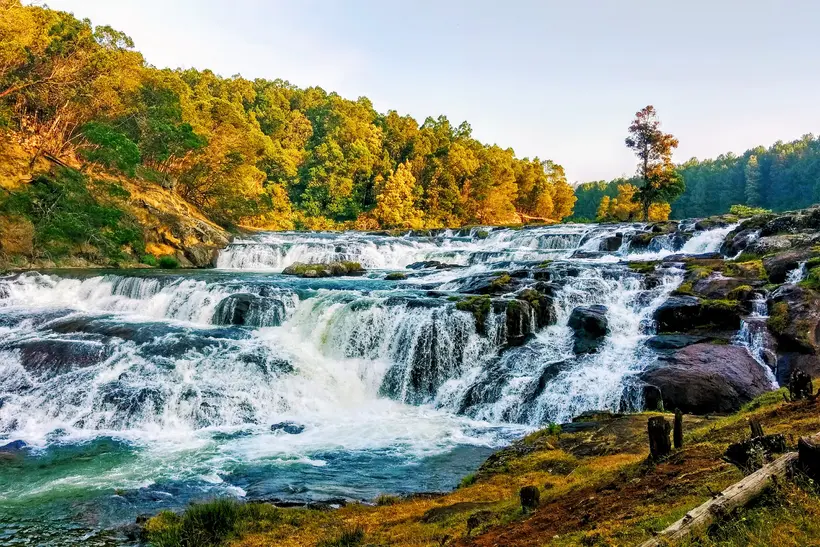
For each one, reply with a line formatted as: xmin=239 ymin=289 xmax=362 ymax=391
xmin=142 ymin=388 xmax=820 ymax=546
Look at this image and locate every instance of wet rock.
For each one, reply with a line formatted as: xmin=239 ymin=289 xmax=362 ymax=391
xmin=654 ymin=295 xmax=741 ymax=333
xmin=184 ymin=245 xmax=219 ymax=268
xmin=212 ymin=293 xmax=287 ymax=327
xmin=516 ymin=288 xmax=556 ymax=329
xmin=5 ymin=338 xmax=111 ymax=379
xmin=385 ymin=272 xmax=407 ymax=280
xmin=763 ymin=250 xmax=814 ymax=284
xmin=460 ymin=272 xmax=524 ymax=296
xmin=639 ymin=343 xmax=772 ymax=414
xmin=721 ymin=228 xmax=759 ymax=256
xmin=282 ymin=261 xmax=365 ymax=277
xmin=691 ymin=275 xmax=758 ymax=299
xmin=270 ymin=421 xmax=305 ymax=434
xmin=601 ymin=235 xmax=623 ymax=251
xmin=406 ymin=260 xmax=462 ymax=270
xmin=768 ymin=285 xmax=820 ymax=354
xmin=0 ymin=440 xmax=27 ymax=451
xmin=568 ymin=305 xmax=609 ymax=354
xmin=503 ymin=300 xmax=535 ymax=347
xmin=645 ymin=334 xmax=709 ymax=351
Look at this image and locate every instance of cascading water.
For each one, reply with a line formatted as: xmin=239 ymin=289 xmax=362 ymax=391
xmin=0 ymin=222 xmax=738 ymax=544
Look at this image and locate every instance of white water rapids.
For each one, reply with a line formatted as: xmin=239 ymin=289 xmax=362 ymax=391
xmin=0 ymin=221 xmax=749 ymax=543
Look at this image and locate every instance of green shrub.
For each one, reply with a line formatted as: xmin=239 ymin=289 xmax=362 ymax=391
xmin=728 ymin=204 xmax=772 ymax=217
xmin=158 ymin=255 xmax=179 ymax=269
xmin=459 ymin=473 xmax=477 ymax=488
xmin=141 ymin=254 xmax=158 ymax=267
xmin=801 ymin=267 xmax=820 ymax=290
xmin=768 ymin=302 xmax=789 ymax=335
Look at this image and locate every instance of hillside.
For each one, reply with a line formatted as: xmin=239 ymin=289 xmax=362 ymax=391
xmin=0 ymin=137 xmax=229 ymax=268
xmin=0 ymin=0 xmax=576 ymax=243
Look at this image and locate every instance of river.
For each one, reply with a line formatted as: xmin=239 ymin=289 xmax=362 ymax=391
xmin=0 ymin=222 xmax=735 ymax=545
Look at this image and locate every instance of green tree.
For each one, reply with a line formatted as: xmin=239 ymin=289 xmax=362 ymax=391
xmin=744 ymin=154 xmax=761 ymax=206
xmin=625 ymin=106 xmax=684 ymax=218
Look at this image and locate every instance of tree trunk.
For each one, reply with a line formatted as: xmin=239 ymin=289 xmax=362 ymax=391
xmin=648 ymin=416 xmax=672 ymax=460
xmin=673 ymin=409 xmax=683 ymax=449
xmin=639 ymin=452 xmax=798 ymax=547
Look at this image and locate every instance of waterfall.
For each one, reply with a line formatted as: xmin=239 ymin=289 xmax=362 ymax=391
xmin=732 ymin=293 xmax=779 ymax=388
xmin=2 ymin=222 xmax=750 ymax=543
xmin=786 ymin=262 xmax=807 ymax=284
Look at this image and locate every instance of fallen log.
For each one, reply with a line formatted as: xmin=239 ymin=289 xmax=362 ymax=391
xmin=638 ymin=451 xmax=798 ymax=547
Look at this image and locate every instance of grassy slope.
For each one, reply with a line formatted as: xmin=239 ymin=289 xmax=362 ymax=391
xmin=145 ymin=389 xmax=820 ymax=546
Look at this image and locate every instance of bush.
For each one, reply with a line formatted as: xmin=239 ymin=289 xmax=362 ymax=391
xmin=80 ymin=122 xmax=141 ymax=176
xmin=375 ymin=494 xmax=400 ymax=506
xmin=141 ymin=254 xmax=158 ymax=267
xmin=728 ymin=204 xmax=772 ymax=217
xmin=158 ymin=255 xmax=179 ymax=269
xmin=459 ymin=473 xmax=477 ymax=488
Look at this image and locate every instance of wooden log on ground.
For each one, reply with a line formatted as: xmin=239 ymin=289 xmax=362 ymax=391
xmin=648 ymin=416 xmax=672 ymax=460
xmin=639 ymin=451 xmax=798 ymax=547
xmin=674 ymin=409 xmax=683 ymax=449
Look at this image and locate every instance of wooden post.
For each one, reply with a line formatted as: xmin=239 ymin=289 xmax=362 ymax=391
xmin=749 ymin=419 xmax=764 ymax=439
xmin=648 ymin=416 xmax=672 ymax=459
xmin=673 ymin=409 xmax=683 ymax=449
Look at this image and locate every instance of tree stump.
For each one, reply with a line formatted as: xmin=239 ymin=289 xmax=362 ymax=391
xmin=519 ymin=485 xmax=540 ymax=513
xmin=798 ymin=433 xmax=820 ymax=479
xmin=725 ymin=434 xmax=787 ymax=473
xmin=789 ymin=369 xmax=813 ymax=401
xmin=648 ymin=416 xmax=672 ymax=459
xmin=673 ymin=409 xmax=683 ymax=449
xmin=749 ymin=418 xmax=765 ymax=439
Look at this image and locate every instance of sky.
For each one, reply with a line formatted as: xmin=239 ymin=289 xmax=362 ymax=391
xmin=38 ymin=0 xmax=820 ymax=183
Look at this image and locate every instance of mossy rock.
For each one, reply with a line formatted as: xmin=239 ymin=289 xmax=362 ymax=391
xmin=627 ymin=261 xmax=658 ymax=274
xmin=723 ymin=260 xmax=767 ymax=281
xmin=727 ymin=284 xmax=754 ymax=300
xmin=456 ymin=295 xmax=492 ymax=334
xmin=385 ymin=272 xmax=407 ymax=281
xmin=282 ymin=261 xmax=365 ymax=277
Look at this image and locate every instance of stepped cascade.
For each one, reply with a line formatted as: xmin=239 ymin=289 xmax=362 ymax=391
xmin=0 ymin=221 xmax=766 ymax=544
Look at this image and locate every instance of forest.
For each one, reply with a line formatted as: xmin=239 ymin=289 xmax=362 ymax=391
xmin=0 ymin=0 xmax=576 ymax=231
xmin=573 ymin=134 xmax=820 ymax=221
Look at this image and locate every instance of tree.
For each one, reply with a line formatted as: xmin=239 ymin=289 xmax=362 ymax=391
xmin=744 ymin=154 xmax=761 ymax=206
xmin=625 ymin=106 xmax=684 ymax=219
xmin=371 ymin=161 xmax=424 ymax=229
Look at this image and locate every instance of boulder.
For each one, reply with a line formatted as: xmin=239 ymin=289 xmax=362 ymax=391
xmin=460 ymin=272 xmax=523 ymax=296
xmin=406 ymin=260 xmax=463 ymax=270
xmin=654 ymin=295 xmax=741 ymax=333
xmin=768 ymin=285 xmax=820 ymax=353
xmin=721 ymin=228 xmax=758 ymax=256
xmin=645 ymin=334 xmax=709 ymax=351
xmin=639 ymin=343 xmax=773 ymax=414
xmin=568 ymin=305 xmax=609 ymax=354
xmin=601 ymin=235 xmax=623 ymax=252
xmin=270 ymin=421 xmax=305 ymax=434
xmin=7 ymin=338 xmax=111 ymax=379
xmin=212 ymin=293 xmax=287 ymax=327
xmin=763 ymin=250 xmax=814 ymax=284
xmin=516 ymin=288 xmax=556 ymax=329
xmin=184 ymin=245 xmax=219 ymax=268
xmin=690 ymin=276 xmax=756 ymax=300
xmin=503 ymin=300 xmax=535 ymax=347
xmin=282 ymin=261 xmax=365 ymax=277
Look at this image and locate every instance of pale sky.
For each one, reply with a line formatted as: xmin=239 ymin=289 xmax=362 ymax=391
xmin=38 ymin=0 xmax=820 ymax=183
